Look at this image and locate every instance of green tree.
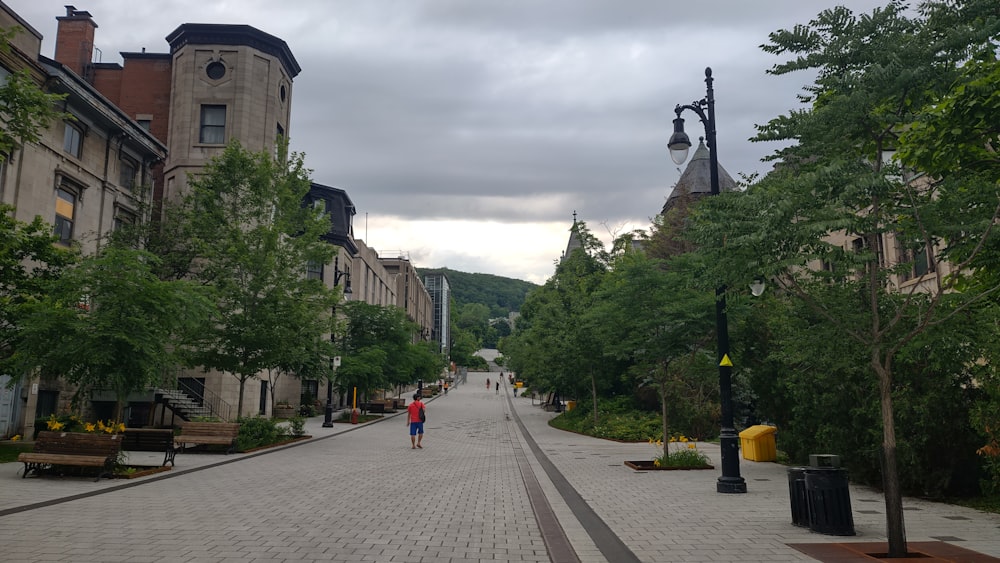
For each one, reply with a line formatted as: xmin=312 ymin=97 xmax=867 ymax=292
xmin=504 ymin=221 xmax=612 ymax=413
xmin=591 ymin=250 xmax=716 ymax=454
xmin=6 ymin=246 xmax=211 ymax=418
xmin=170 ymin=140 xmax=340 ymax=416
xmin=689 ymin=1 xmax=1000 ymax=554
xmin=0 ymin=206 xmax=76 ymax=367
xmin=456 ymin=302 xmax=490 ymax=343
xmin=339 ymin=301 xmax=417 ymax=408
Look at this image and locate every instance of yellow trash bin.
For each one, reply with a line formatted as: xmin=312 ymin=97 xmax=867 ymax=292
xmin=739 ymin=425 xmax=777 ymax=462
xmin=565 ymin=400 xmax=576 ymax=411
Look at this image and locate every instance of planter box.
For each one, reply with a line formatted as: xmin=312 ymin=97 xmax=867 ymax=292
xmin=273 ymin=407 xmax=296 ymax=418
xmin=624 ymin=460 xmax=714 ymax=471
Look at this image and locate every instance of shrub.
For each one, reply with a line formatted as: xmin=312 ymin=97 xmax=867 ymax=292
xmin=288 ymin=416 xmax=306 ymax=437
xmin=236 ymin=416 xmax=289 ymax=451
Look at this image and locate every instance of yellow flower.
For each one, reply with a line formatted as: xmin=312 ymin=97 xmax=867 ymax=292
xmin=116 ymin=423 xmax=126 ymax=433
xmin=680 ymin=436 xmax=689 ymax=443
xmin=97 ymin=420 xmax=107 ymax=432
xmin=653 ymin=459 xmax=661 ymax=468
xmin=687 ymin=443 xmax=696 ymax=449
xmin=84 ymin=423 xmax=96 ymax=432
xmin=11 ymin=435 xmax=21 ymax=441
xmin=48 ymin=421 xmax=64 ymax=431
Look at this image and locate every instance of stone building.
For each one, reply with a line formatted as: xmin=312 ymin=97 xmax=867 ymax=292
xmin=0 ymin=3 xmax=166 ymax=438
xmin=2 ymin=4 xmax=436 ymax=435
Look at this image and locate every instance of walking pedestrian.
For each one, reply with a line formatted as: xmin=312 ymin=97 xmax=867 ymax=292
xmin=443 ymin=381 xmax=449 ymax=395
xmin=486 ymin=378 xmax=490 ymax=389
xmin=495 ymin=381 xmax=499 ymax=394
xmin=407 ymin=393 xmax=425 ymax=449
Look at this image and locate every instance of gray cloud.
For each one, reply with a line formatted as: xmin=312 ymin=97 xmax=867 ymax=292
xmin=17 ymin=0 xmax=892 ymax=280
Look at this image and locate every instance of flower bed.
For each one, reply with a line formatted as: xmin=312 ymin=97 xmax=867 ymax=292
xmin=625 ymin=460 xmax=714 ymax=471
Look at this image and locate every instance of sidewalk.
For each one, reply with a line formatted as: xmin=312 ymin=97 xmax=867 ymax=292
xmin=0 ymin=375 xmax=997 ymax=562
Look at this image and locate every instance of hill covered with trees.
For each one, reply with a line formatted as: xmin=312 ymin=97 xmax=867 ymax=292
xmin=417 ymin=267 xmax=538 ymax=355
xmin=417 ymin=267 xmax=537 ymax=318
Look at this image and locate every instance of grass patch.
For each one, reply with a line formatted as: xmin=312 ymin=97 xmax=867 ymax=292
xmin=0 ymin=443 xmax=33 ymax=463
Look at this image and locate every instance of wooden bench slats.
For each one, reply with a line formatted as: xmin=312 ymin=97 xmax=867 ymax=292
xmin=18 ymin=453 xmax=109 ymax=466
xmin=17 ymin=431 xmax=121 ymax=481
xmin=175 ymin=422 xmax=240 ymax=454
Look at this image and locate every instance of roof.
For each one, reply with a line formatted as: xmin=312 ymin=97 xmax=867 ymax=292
xmin=165 ymin=23 xmax=301 ymax=78
xmin=661 ymin=140 xmax=738 ymax=215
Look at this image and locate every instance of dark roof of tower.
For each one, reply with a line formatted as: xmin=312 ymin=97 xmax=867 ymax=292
xmin=165 ymin=23 xmax=301 ymax=78
xmin=661 ymin=140 xmax=738 ymax=216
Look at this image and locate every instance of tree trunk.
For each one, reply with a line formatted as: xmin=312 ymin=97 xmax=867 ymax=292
xmin=661 ymin=387 xmax=669 ymax=460
xmin=876 ymin=359 xmax=907 ymax=557
xmin=237 ymin=377 xmax=246 ymax=420
xmin=591 ymin=369 xmax=598 ymax=426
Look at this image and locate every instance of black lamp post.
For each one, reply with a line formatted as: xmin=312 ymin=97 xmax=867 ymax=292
xmin=668 ymin=67 xmax=746 ymax=494
xmin=323 ymin=255 xmax=352 ymax=428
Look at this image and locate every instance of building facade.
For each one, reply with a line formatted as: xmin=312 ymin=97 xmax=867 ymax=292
xmin=0 ymin=3 xmax=167 ymax=438
xmin=2 ymin=4 xmax=437 ymax=434
xmin=424 ymin=273 xmax=451 ymax=355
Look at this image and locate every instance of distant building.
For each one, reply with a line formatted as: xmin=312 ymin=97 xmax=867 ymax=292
xmin=423 ymin=273 xmax=451 ymax=355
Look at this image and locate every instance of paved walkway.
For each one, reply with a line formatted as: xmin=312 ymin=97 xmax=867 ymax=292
xmin=1 ymin=370 xmax=999 ymax=562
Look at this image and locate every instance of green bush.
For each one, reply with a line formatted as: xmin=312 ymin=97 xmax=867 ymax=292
xmin=549 ymin=397 xmax=675 ymax=442
xmin=236 ymin=416 xmax=289 ymax=451
xmin=288 ymin=416 xmax=306 ymax=437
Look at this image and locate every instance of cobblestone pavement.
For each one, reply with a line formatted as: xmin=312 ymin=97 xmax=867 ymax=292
xmin=1 ymin=370 xmax=999 ymax=562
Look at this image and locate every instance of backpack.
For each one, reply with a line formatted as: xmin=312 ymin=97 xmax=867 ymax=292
xmin=419 ymin=404 xmax=426 ymax=422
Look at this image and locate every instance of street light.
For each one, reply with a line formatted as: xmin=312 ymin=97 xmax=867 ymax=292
xmin=323 ymin=255 xmax=352 ymax=428
xmin=668 ymin=67 xmax=747 ymax=494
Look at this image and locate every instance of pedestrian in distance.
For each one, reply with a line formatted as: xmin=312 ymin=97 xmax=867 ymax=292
xmin=486 ymin=378 xmax=490 ymax=389
xmin=443 ymin=380 xmax=449 ymax=395
xmin=495 ymin=381 xmax=499 ymax=394
xmin=407 ymin=393 xmax=426 ymax=449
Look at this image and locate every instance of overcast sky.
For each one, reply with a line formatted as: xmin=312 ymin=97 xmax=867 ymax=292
xmin=16 ymin=0 xmax=893 ymax=284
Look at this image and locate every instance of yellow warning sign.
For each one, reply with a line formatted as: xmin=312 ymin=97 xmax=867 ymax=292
xmin=720 ymin=354 xmax=733 ymax=367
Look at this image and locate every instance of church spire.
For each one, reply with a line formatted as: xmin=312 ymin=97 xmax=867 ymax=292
xmin=561 ymin=211 xmax=583 ymax=262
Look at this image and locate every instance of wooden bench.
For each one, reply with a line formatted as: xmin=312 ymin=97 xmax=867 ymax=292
xmin=122 ymin=428 xmax=177 ymax=466
xmin=18 ymin=431 xmax=122 ymax=481
xmin=362 ymin=399 xmax=394 ymax=414
xmin=174 ymin=422 xmax=240 ymax=454
xmin=392 ymin=398 xmax=406 ymax=410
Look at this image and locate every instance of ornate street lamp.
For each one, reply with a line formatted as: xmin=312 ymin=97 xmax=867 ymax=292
xmin=322 ymin=255 xmax=352 ymax=428
xmin=668 ymin=67 xmax=747 ymax=494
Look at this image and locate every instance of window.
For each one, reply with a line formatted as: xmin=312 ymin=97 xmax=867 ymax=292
xmin=63 ymin=122 xmax=83 ymax=157
xmin=897 ymin=237 xmax=935 ymax=281
xmin=54 ymin=188 xmax=76 ymax=245
xmin=306 ymin=260 xmax=323 ymax=280
xmin=206 ymin=61 xmax=226 ymax=80
xmin=114 ymin=209 xmax=136 ymax=232
xmin=300 ymin=380 xmax=319 ymax=405
xmin=119 ymin=156 xmax=137 ymax=190
xmin=137 ymin=119 xmax=151 ymax=132
xmin=199 ymin=105 xmax=226 ymax=144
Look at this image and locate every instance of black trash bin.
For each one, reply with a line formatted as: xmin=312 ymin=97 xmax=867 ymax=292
xmin=805 ymin=467 xmax=855 ymax=536
xmin=787 ymin=467 xmax=809 ymax=527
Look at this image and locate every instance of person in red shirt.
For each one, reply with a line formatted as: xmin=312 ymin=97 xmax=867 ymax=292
xmin=407 ymin=393 xmax=426 ymax=449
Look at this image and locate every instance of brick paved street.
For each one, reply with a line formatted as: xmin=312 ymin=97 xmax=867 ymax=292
xmin=2 ymin=368 xmax=999 ymax=562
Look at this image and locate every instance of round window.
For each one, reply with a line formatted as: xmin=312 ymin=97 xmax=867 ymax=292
xmin=206 ymin=61 xmax=226 ymax=80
